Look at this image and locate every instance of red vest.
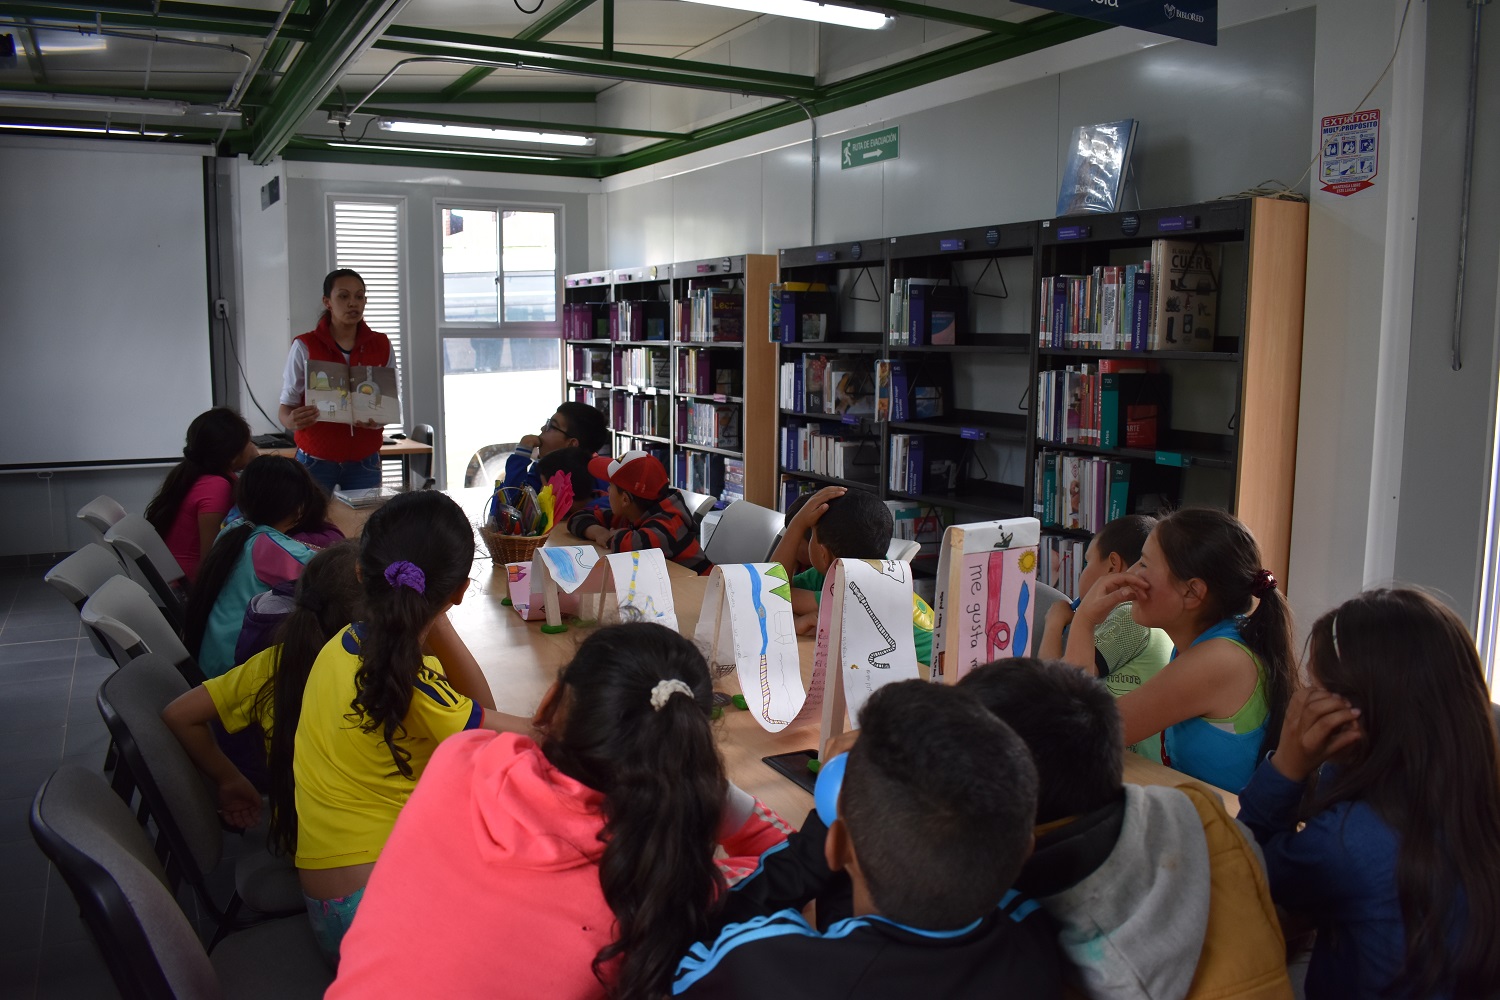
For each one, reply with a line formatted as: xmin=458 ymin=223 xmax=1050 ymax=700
xmin=292 ymin=315 xmax=393 ymax=463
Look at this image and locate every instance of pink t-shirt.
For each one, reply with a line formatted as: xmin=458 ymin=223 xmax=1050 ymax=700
xmin=162 ymin=474 xmax=234 ymax=583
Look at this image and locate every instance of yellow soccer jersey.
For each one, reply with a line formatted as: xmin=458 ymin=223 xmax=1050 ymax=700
xmin=202 ymin=645 xmax=280 ymax=755
xmin=293 ymin=624 xmax=482 ymax=869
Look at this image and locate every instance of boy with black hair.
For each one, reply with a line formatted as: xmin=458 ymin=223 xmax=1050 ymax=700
xmin=565 ymin=450 xmax=711 ymax=575
xmin=958 ymin=658 xmax=1290 ymax=1000
xmin=503 ymin=401 xmax=611 ymax=493
xmin=1039 ymin=514 xmax=1172 ymax=761
xmin=535 ymin=446 xmax=606 ymax=513
xmin=771 ymin=485 xmax=934 ymax=666
xmin=672 ymin=679 xmax=1061 ymax=998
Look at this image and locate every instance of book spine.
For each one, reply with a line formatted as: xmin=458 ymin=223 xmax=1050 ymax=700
xmin=1108 ymin=461 xmax=1130 ymax=521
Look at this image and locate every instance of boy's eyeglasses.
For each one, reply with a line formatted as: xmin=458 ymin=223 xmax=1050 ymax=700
xmin=541 ymin=417 xmax=567 ymax=436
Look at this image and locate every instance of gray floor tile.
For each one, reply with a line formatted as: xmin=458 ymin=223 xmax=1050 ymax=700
xmin=0 ymin=947 xmax=39 ymax=1000
xmin=4 ymin=726 xmax=67 ymax=767
xmin=0 ymin=684 xmax=69 ymax=733
xmin=0 ymin=758 xmax=63 ymax=803
xmin=41 ymin=879 xmax=90 ymax=949
xmin=0 ymin=639 xmax=78 ymax=669
xmin=0 ymin=844 xmax=50 ymax=894
xmin=0 ymin=889 xmax=46 ymax=956
xmin=60 ymin=725 xmax=112 ymax=762
xmin=0 ymin=798 xmax=39 ymax=849
xmin=0 ymin=623 xmax=80 ymax=646
xmin=64 ymin=697 xmax=102 ymax=730
xmin=34 ymin=938 xmax=117 ymax=1000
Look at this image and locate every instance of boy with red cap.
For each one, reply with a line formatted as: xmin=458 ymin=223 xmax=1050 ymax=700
xmin=566 ymin=450 xmax=712 ymax=575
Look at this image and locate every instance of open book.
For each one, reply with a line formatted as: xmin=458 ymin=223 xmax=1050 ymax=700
xmin=306 ymin=360 xmax=401 ymax=429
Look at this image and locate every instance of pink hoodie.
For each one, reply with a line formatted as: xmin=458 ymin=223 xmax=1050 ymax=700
xmin=329 ymin=730 xmax=789 ymax=1000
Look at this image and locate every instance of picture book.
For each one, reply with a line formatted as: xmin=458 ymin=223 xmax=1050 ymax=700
xmin=1056 ymin=119 xmax=1137 ymax=217
xmin=930 ymin=517 xmax=1040 ymax=682
xmin=1150 ymin=239 xmax=1222 ymax=351
xmin=305 ymin=360 xmax=400 ymax=428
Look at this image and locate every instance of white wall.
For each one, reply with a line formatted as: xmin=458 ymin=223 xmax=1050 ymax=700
xmin=231 ymin=157 xmax=293 ymax=437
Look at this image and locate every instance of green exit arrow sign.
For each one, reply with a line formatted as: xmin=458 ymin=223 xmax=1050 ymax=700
xmin=841 ymin=127 xmax=899 ymax=169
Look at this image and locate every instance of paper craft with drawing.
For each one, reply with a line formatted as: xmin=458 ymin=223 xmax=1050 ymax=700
xmin=931 ymin=517 xmax=1040 ymax=683
xmin=694 ymin=563 xmax=803 ymax=732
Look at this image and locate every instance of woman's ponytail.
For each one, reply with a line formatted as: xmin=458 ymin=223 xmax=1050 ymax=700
xmin=541 ymin=623 xmax=725 ymax=1000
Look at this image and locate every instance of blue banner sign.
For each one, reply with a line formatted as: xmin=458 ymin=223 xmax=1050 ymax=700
xmin=1014 ymin=0 xmax=1216 ymax=46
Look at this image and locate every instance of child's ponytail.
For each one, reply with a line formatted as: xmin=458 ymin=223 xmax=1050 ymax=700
xmin=1154 ymin=507 xmax=1297 ymax=757
xmin=349 ymin=492 xmax=475 ymax=778
xmin=540 ymin=623 xmax=726 ymax=1000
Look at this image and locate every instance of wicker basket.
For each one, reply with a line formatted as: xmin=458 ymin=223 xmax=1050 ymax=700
xmin=480 ymin=525 xmax=550 ymax=565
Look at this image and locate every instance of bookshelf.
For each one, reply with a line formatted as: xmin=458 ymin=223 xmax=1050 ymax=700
xmin=562 ymin=255 xmax=777 ymax=508
xmin=1030 ymin=197 xmax=1308 ymax=595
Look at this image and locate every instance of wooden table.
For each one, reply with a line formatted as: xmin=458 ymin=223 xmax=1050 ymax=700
xmin=329 ymin=489 xmax=1239 ymax=824
xmin=261 ymin=437 xmax=434 ymax=485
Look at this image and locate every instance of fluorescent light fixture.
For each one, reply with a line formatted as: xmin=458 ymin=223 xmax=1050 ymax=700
xmin=0 ymin=91 xmax=240 ymax=119
xmin=677 ymin=0 xmax=890 ymax=29
xmin=330 ymin=141 xmax=561 ymax=162
xmin=378 ymin=119 xmax=594 ymax=147
xmin=0 ymin=122 xmax=169 ymax=137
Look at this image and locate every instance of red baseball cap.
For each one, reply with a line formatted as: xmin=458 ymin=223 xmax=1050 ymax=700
xmin=589 ymin=450 xmax=668 ymax=501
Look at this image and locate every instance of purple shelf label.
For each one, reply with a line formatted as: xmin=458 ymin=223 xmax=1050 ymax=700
xmin=959 ymin=427 xmax=986 ymax=441
xmin=815 ymin=250 xmax=838 ymax=262
xmin=713 ymin=394 xmax=727 ymax=402
xmin=1156 ymin=215 xmax=1197 ymax=232
xmin=696 ymin=264 xmax=715 ymax=273
xmin=939 ymin=238 xmax=966 ymax=252
xmin=842 ymin=413 xmax=860 ymax=426
xmin=1057 ymin=225 xmax=1091 ymax=241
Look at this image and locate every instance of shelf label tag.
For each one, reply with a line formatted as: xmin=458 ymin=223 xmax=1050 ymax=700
xmin=1155 ymin=451 xmax=1187 ymax=467
xmin=842 ymin=413 xmax=860 ymax=426
xmin=815 ymin=250 xmax=838 ymax=262
xmin=1057 ymin=225 xmax=1091 ymax=241
xmin=1156 ymin=215 xmax=1198 ymax=232
xmin=959 ymin=427 xmax=987 ymax=440
xmin=939 ymin=238 xmax=966 ymax=252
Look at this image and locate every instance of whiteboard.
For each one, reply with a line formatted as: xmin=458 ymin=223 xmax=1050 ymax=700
xmin=0 ymin=139 xmax=215 ymax=467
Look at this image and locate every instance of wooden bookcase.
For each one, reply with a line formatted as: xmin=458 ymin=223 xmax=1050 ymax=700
xmin=561 ymin=254 xmax=777 ymax=508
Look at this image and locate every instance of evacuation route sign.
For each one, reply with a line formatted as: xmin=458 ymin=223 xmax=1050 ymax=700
xmin=841 ymin=128 xmax=899 ymax=169
xmin=1320 ymin=109 xmax=1380 ymax=197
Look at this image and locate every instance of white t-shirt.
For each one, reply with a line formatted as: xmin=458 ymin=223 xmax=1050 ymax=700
xmin=279 ymin=339 xmax=352 ymax=407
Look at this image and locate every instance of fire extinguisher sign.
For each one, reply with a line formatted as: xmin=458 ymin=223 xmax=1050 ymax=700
xmin=1319 ymin=109 xmax=1380 ymax=197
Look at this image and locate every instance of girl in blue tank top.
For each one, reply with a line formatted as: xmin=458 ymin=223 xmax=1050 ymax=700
xmin=1072 ymin=507 xmax=1296 ymax=794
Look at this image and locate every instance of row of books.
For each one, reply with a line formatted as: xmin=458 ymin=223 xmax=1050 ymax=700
xmin=563 ymin=302 xmax=610 ymax=341
xmin=684 ymin=288 xmax=745 ymax=343
xmin=1036 ymin=239 xmax=1221 ymax=352
xmin=615 ymin=347 xmax=671 ymax=390
xmin=1035 ymin=451 xmax=1131 ymax=532
xmin=887 ymin=279 xmax=966 ymax=346
xmin=571 ymin=386 xmax=608 ymax=411
xmin=780 ymin=421 xmax=877 ymax=481
xmin=679 ymin=348 xmax=740 ymax=397
xmin=679 ymin=402 xmax=742 ymax=450
xmin=619 ymin=439 xmax=668 ymax=470
xmin=674 ymin=451 xmax=744 ymax=503
xmin=609 ymin=300 xmax=670 ymax=342
xmin=875 ymin=359 xmax=944 ymax=421
xmin=888 ymin=434 xmax=962 ymax=496
xmin=1039 ymin=535 xmax=1087 ymax=601
xmin=1037 ymin=360 xmax=1165 ymax=449
xmin=611 ymin=392 xmax=670 ymax=439
xmin=770 ymin=283 xmax=836 ymax=343
xmin=778 ymin=355 xmax=875 ymax=416
xmin=569 ymin=346 xmax=611 ymax=383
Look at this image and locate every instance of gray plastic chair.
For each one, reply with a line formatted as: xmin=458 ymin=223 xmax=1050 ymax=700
xmin=1030 ymin=581 xmax=1069 ymax=658
xmin=410 ymin=422 xmax=436 ymax=489
xmin=77 ymin=495 xmax=128 ymax=546
xmin=97 ymin=654 xmax=303 ymax=945
xmin=104 ymin=514 xmax=187 ymax=631
xmin=31 ymin=766 xmax=331 ymax=1000
xmin=677 ymin=489 xmax=718 ymax=522
xmin=701 ymin=500 xmax=784 ymax=568
xmin=81 ymin=576 xmax=202 ymax=685
xmin=45 ymin=543 xmax=129 ymax=661
xmin=886 ymin=538 xmax=921 ymax=562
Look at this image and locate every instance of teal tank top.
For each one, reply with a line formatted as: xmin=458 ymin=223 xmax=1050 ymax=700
xmin=1162 ymin=617 xmax=1268 ymax=794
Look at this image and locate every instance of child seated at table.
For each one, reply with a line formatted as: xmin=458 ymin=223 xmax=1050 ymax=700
xmin=672 ymin=679 xmax=1060 ymax=998
xmin=565 ymin=450 xmax=711 ymax=575
xmin=958 ymin=657 xmax=1290 ymax=1000
xmin=1038 ymin=514 xmax=1173 ymax=761
xmin=504 ymin=402 xmax=610 ymax=493
xmin=771 ymin=485 xmax=933 ymax=666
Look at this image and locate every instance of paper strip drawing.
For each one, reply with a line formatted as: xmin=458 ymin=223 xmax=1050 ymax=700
xmin=605 ymin=548 xmax=678 ymax=631
xmin=533 ymin=545 xmax=602 ymax=594
xmin=932 ymin=518 xmax=1040 ymax=683
xmin=694 ymin=563 xmax=803 ymax=733
xmin=836 ymin=559 xmax=920 ymax=723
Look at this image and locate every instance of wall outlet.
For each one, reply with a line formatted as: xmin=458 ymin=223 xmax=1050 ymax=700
xmin=214 ymin=299 xmax=229 ymax=319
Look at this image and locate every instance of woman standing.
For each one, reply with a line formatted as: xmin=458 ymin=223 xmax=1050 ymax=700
xmin=279 ymin=269 xmax=392 ymax=492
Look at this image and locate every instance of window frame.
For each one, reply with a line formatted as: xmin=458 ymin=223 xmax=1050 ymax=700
xmin=433 ymin=199 xmax=564 ymax=339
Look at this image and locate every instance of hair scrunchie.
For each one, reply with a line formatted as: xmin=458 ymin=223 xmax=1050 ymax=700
xmin=649 ymin=678 xmax=694 ymax=711
xmin=383 ymin=560 xmax=426 ymax=595
xmin=1251 ymin=568 xmax=1277 ymax=598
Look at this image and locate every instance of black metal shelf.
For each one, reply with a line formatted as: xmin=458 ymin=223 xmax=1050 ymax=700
xmin=1039 ymin=347 xmax=1240 ymax=362
xmin=777 ymin=341 xmax=884 ymax=353
xmin=779 ymin=467 xmax=880 ymax=491
xmin=677 ymin=442 xmax=743 ymax=458
xmin=1034 ymin=439 xmax=1235 ymax=471
xmin=681 ymin=392 xmax=743 ymax=404
xmin=886 ymin=481 xmax=1026 ymax=516
xmin=888 ymin=409 xmax=1026 ymax=441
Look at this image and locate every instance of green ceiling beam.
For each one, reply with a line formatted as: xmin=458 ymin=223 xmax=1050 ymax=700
xmin=372 ymin=38 xmax=816 ymax=99
xmin=861 ymin=2 xmax=1025 ymax=35
xmin=596 ymin=12 xmax=1110 ymax=176
xmin=440 ymin=66 xmax=494 ymax=100
xmin=246 ymin=0 xmax=315 ymax=106
xmin=515 ymin=0 xmax=598 ymax=42
xmin=251 ymin=0 xmax=412 ymax=164
xmin=375 ymin=24 xmax=816 ymax=92
xmin=351 ymin=104 xmax=683 ymax=139
xmin=2 ymin=1 xmax=316 ymax=38
xmin=371 ymin=89 xmax=597 ymax=104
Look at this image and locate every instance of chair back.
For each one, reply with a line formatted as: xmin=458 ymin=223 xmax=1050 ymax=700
xmin=105 ymin=515 xmax=186 ymax=630
xmin=31 ymin=766 xmax=219 ymax=1000
xmin=676 ymin=489 xmax=718 ymax=522
xmin=46 ymin=543 xmax=129 ymax=609
xmin=702 ymin=500 xmax=784 ymax=568
xmin=886 ymin=538 xmax=921 ymax=562
xmin=81 ymin=577 xmax=200 ymax=683
xmin=464 ymin=442 xmax=519 ymax=489
xmin=77 ymin=495 xmax=129 ymax=545
xmin=1029 ymin=581 xmax=1069 ymax=657
xmin=410 ymin=423 xmax=436 ymax=484
xmin=97 ymin=655 xmax=224 ymax=888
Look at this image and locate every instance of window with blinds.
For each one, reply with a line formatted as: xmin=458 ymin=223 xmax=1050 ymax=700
xmin=330 ymin=198 xmax=405 ymax=484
